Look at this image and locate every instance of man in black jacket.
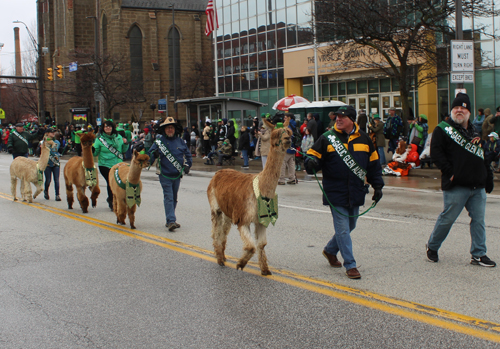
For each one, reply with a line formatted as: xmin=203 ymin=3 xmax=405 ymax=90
xmin=305 ymin=105 xmax=384 ymax=279
xmin=426 ymin=93 xmax=496 ymax=267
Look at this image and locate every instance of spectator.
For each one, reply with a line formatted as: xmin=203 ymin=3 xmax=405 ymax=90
xmin=202 ymin=121 xmax=212 ymax=157
xmin=473 ymin=108 xmax=485 ymax=134
xmin=408 ymin=114 xmax=429 ymax=154
xmin=481 ymin=108 xmax=494 ymax=141
xmin=258 ymin=122 xmax=272 ymax=169
xmin=299 ymin=118 xmax=308 ymax=136
xmin=43 ymin=128 xmax=62 ymax=201
xmin=326 ymin=111 xmax=336 ymax=131
xmin=484 ymin=131 xmax=500 ymax=172
xmin=216 ymin=139 xmax=233 ymax=166
xmin=383 ymin=107 xmax=403 ymax=154
xmin=306 ymin=112 xmax=318 ymax=141
xmin=278 ymin=113 xmax=297 ymax=185
xmin=238 ymin=126 xmax=251 ymax=169
xmin=368 ymin=114 xmax=386 ymax=166
xmin=7 ymin=123 xmax=40 ymax=159
xmin=357 ymin=110 xmax=367 ymax=133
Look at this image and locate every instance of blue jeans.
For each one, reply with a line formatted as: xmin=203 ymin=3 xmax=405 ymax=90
xmin=241 ymin=149 xmax=249 ymax=166
xmin=44 ymin=165 xmax=60 ymax=196
xmin=159 ymin=175 xmax=181 ymax=225
xmin=377 ymin=146 xmax=386 ymax=165
xmin=324 ymin=206 xmax=360 ymax=271
xmin=427 ymin=186 xmax=487 ymax=257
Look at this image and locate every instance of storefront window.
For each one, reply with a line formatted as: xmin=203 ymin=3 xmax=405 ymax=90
xmin=393 ymin=96 xmax=401 ymax=108
xmin=339 ymin=82 xmax=346 ymax=95
xmin=330 ymin=82 xmax=337 ymax=96
xmin=392 ymin=78 xmax=399 ymax=92
xmin=368 ymin=80 xmax=379 ymax=93
xmin=380 ymin=78 xmax=391 ymax=92
xmin=357 ymin=80 xmax=367 ymax=94
xmin=347 ymin=81 xmax=356 ymax=94
xmin=321 ymin=83 xmax=329 ymax=98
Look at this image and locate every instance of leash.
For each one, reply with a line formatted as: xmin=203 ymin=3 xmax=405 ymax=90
xmin=293 ymin=148 xmax=377 ymax=218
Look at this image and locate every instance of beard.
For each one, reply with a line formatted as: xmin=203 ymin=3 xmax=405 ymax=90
xmin=450 ymin=110 xmax=470 ymax=125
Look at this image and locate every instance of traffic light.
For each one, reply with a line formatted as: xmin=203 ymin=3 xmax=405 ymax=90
xmin=56 ymin=65 xmax=63 ymax=79
xmin=47 ymin=67 xmax=53 ymax=81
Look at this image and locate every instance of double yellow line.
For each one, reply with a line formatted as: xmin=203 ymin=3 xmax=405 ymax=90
xmin=2 ymin=191 xmax=500 ymax=343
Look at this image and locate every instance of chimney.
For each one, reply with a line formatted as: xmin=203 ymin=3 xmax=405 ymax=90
xmin=14 ymin=27 xmax=23 ymax=76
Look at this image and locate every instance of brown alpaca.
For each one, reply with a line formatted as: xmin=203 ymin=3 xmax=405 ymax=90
xmin=63 ymin=131 xmax=100 ymax=213
xmin=207 ymin=118 xmax=292 ymax=275
xmin=10 ymin=139 xmax=57 ymax=202
xmin=109 ymin=150 xmax=150 ymax=229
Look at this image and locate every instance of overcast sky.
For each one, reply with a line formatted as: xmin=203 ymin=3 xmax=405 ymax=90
xmin=0 ymin=0 xmax=37 ymax=76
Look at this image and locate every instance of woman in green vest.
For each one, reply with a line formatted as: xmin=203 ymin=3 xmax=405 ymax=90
xmin=93 ymin=120 xmax=129 ymax=210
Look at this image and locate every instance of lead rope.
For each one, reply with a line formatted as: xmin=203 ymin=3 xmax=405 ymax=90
xmin=294 ymin=148 xmax=377 ymax=218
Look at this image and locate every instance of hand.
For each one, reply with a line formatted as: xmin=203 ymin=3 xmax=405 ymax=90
xmin=372 ymin=187 xmax=383 ymax=202
xmin=153 ymin=149 xmax=160 ymax=159
xmin=305 ymin=157 xmax=319 ymax=174
xmin=184 ymin=165 xmax=190 ymax=175
xmin=486 ymin=181 xmax=494 ymax=194
xmin=7 ymin=147 xmax=13 ymax=154
xmin=134 ymin=142 xmax=145 ymax=152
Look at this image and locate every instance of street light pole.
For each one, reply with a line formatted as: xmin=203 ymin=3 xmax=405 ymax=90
xmin=13 ymin=19 xmax=45 ymax=124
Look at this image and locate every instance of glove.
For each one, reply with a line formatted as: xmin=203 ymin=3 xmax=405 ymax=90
xmin=184 ymin=165 xmax=190 ymax=175
xmin=486 ymin=180 xmax=494 ymax=194
xmin=372 ymin=187 xmax=383 ymax=203
xmin=134 ymin=142 xmax=145 ymax=152
xmin=305 ymin=157 xmax=319 ymax=174
xmin=7 ymin=147 xmax=13 ymax=154
xmin=152 ymin=149 xmax=160 ymax=159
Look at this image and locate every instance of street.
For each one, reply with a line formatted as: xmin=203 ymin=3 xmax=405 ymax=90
xmin=1 ymin=153 xmax=500 ymax=348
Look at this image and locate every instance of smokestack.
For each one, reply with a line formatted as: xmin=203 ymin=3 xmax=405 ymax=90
xmin=14 ymin=27 xmax=23 ymax=76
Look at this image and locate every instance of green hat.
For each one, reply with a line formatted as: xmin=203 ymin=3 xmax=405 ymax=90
xmin=419 ymin=114 xmax=428 ymax=120
xmin=372 ymin=114 xmax=380 ymax=119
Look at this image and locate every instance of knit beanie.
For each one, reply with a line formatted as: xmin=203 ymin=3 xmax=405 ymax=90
xmin=451 ymin=92 xmax=471 ymax=112
xmin=335 ymin=105 xmax=356 ymax=122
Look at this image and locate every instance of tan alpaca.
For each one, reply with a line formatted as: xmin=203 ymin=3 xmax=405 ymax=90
xmin=63 ymin=131 xmax=100 ymax=213
xmin=109 ymin=150 xmax=150 ymax=229
xmin=10 ymin=139 xmax=57 ymax=202
xmin=207 ymin=118 xmax=292 ymax=275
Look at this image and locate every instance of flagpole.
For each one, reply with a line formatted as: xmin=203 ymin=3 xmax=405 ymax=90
xmin=213 ymin=1 xmax=219 ymax=96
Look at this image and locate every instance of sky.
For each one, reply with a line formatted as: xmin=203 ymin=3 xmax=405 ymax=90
xmin=0 ymin=0 xmax=37 ymax=76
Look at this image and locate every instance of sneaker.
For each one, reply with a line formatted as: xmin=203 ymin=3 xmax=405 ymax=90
xmin=426 ymin=244 xmax=439 ymax=262
xmin=241 ymin=166 xmax=249 ymax=169
xmin=346 ymin=268 xmax=361 ymax=279
xmin=471 ymin=255 xmax=496 ymax=267
xmin=166 ymin=222 xmax=179 ymax=232
xmin=44 ymin=191 xmax=49 ymax=200
xmin=278 ymin=181 xmax=286 ymax=185
xmin=203 ymin=156 xmax=207 ymax=160
xmin=55 ymin=195 xmax=61 ymax=201
xmin=322 ymin=250 xmax=341 ymax=268
xmin=286 ymin=180 xmax=296 ymax=185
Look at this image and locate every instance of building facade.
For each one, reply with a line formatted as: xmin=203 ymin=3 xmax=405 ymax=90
xmin=40 ymin=0 xmax=213 ymax=126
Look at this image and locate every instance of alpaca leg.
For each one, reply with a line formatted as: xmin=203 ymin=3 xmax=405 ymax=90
xmin=24 ymin=180 xmax=33 ymax=203
xmin=116 ymin=200 xmax=127 ymax=225
xmin=33 ymin=184 xmax=43 ymax=200
xmin=90 ymin=185 xmax=100 ymax=208
xmin=255 ymin=224 xmax=271 ymax=275
xmin=236 ymin=224 xmax=256 ymax=271
xmin=10 ymin=176 xmax=18 ymax=201
xmin=128 ymin=205 xmax=137 ymax=229
xmin=66 ymin=183 xmax=74 ymax=209
xmin=211 ymin=209 xmax=228 ymax=266
xmin=76 ymin=186 xmax=89 ymax=213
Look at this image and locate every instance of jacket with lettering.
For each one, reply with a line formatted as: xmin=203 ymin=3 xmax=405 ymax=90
xmin=431 ymin=119 xmax=492 ymax=191
xmin=305 ymin=124 xmax=384 ymax=207
xmin=93 ymin=132 xmax=128 ymax=168
xmin=149 ymin=134 xmax=192 ymax=178
xmin=7 ymin=130 xmax=39 ymax=154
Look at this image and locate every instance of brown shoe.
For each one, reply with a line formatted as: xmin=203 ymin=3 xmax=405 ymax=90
xmin=166 ymin=222 xmax=178 ymax=232
xmin=322 ymin=250 xmax=342 ymax=268
xmin=346 ymin=267 xmax=361 ymax=279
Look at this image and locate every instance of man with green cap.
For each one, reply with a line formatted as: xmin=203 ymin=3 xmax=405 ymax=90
xmin=409 ymin=114 xmax=429 ymax=154
xmin=7 ymin=123 xmax=40 ymax=159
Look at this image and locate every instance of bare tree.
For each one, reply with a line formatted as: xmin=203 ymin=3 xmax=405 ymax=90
xmin=181 ymin=61 xmax=216 ymax=98
xmin=314 ymin=0 xmax=498 ymax=127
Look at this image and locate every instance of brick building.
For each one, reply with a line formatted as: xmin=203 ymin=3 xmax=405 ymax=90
xmin=40 ymin=0 xmax=213 ymax=127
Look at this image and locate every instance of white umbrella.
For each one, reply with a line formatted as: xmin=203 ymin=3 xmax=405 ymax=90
xmin=272 ymin=94 xmax=310 ymax=111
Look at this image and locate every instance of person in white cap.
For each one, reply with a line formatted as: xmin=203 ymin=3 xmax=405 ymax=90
xmin=148 ymin=117 xmax=192 ymax=232
xmin=484 ymin=131 xmax=500 ymax=172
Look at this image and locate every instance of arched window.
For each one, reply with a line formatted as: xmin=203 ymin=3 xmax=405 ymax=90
xmin=168 ymin=27 xmax=181 ymax=96
xmin=102 ymin=15 xmax=108 ymax=56
xmin=129 ymin=25 xmax=143 ymax=92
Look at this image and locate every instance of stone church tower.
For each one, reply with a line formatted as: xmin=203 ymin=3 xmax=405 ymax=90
xmin=41 ymin=0 xmax=213 ymax=126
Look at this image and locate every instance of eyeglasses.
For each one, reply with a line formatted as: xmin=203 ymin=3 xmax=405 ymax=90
xmin=104 ymin=125 xmax=112 ymax=128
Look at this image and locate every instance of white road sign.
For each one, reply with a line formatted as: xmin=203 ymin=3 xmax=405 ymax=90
xmin=450 ymin=72 xmax=474 ymax=83
xmin=450 ymin=40 xmax=474 ymax=72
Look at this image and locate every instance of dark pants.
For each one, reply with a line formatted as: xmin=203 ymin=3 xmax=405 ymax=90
xmin=203 ymin=140 xmax=210 ymax=156
xmin=98 ymin=166 xmax=113 ymax=202
xmin=44 ymin=165 xmax=60 ymax=196
xmin=388 ymin=138 xmax=398 ymax=154
xmin=76 ymin=143 xmax=82 ymax=156
xmin=13 ymin=153 xmax=28 ymax=159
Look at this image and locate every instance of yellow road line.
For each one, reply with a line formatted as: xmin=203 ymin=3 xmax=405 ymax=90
xmin=2 ymin=192 xmax=500 ymax=342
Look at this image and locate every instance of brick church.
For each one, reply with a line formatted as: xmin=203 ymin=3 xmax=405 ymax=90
xmin=40 ymin=0 xmax=214 ymax=127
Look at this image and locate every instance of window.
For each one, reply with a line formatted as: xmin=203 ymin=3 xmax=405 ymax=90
xmin=168 ymin=26 xmax=181 ymax=97
xmin=102 ymin=15 xmax=108 ymax=56
xmin=129 ymin=25 xmax=143 ymax=93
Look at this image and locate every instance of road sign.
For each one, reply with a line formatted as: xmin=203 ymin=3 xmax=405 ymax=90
xmin=0 ymin=108 xmax=5 ymax=119
xmin=450 ymin=72 xmax=474 ymax=83
xmin=450 ymin=40 xmax=474 ymax=72
xmin=158 ymin=99 xmax=167 ymax=113
xmin=69 ymin=62 xmax=78 ymax=72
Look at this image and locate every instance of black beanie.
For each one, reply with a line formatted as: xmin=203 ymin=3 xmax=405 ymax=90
xmin=451 ymin=92 xmax=471 ymax=112
xmin=335 ymin=105 xmax=357 ymax=122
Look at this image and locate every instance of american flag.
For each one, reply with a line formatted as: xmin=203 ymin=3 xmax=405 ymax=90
xmin=205 ymin=0 xmax=219 ymax=36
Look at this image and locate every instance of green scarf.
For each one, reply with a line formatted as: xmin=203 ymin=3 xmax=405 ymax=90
xmin=113 ymin=166 xmax=141 ymax=208
xmin=253 ymin=176 xmax=278 ymax=227
xmin=36 ymin=164 xmax=43 ymax=187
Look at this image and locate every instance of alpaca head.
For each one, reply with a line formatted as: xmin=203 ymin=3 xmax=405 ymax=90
xmin=80 ymin=131 xmax=96 ymax=148
xmin=270 ymin=118 xmax=291 ymax=152
xmin=132 ymin=150 xmax=150 ymax=169
xmin=41 ymin=140 xmax=56 ymax=150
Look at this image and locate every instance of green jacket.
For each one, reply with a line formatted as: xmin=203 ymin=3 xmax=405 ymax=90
xmin=93 ymin=132 xmax=128 ymax=168
xmin=74 ymin=130 xmax=84 ymax=144
xmin=7 ymin=130 xmax=39 ymax=154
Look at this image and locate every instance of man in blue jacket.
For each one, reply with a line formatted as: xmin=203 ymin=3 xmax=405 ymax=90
xmin=149 ymin=117 xmax=192 ymax=232
xmin=305 ymin=105 xmax=384 ymax=279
